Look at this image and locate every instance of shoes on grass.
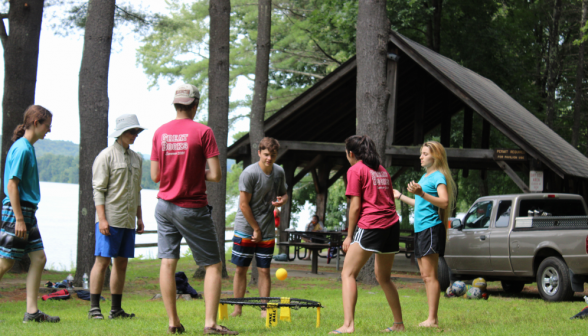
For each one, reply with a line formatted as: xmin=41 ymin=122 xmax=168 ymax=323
xmin=168 ymin=324 xmax=185 ymax=334
xmin=23 ymin=310 xmax=60 ymax=323
xmin=88 ymin=307 xmax=104 ymax=320
xmin=108 ymin=309 xmax=135 ymax=319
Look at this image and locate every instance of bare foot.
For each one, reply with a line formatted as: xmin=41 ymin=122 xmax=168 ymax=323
xmin=329 ymin=325 xmax=354 ymax=334
xmin=418 ymin=319 xmax=438 ymax=328
xmin=260 ymin=310 xmax=267 ymax=318
xmin=230 ymin=310 xmax=241 ymax=317
xmin=381 ymin=323 xmax=405 ymax=332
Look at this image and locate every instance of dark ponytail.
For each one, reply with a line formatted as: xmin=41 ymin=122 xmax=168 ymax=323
xmin=345 ymin=135 xmax=381 ymax=171
xmin=12 ymin=105 xmax=52 ymax=142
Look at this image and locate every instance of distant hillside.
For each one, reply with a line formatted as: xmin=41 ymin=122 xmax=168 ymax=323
xmin=34 ymin=139 xmax=79 ymax=156
xmin=1 ymin=138 xmax=234 ymax=189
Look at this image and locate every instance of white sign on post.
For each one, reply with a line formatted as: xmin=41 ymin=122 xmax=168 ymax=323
xmin=530 ymin=171 xmax=544 ymax=192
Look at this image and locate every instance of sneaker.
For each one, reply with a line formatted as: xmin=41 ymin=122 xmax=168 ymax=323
xmin=23 ymin=310 xmax=60 ymax=323
xmin=108 ymin=309 xmax=135 ymax=319
xmin=88 ymin=307 xmax=104 ymax=320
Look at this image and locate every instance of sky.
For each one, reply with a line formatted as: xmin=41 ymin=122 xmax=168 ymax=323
xmin=0 ymin=1 xmax=250 ymax=156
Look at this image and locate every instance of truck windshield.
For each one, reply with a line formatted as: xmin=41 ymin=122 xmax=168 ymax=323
xmin=518 ymin=199 xmax=586 ymax=217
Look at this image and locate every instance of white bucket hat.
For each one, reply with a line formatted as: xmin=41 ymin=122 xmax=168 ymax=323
xmin=172 ymin=83 xmax=200 ymax=105
xmin=108 ymin=114 xmax=146 ymax=138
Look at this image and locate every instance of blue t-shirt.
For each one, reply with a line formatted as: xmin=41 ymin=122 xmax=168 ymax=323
xmin=3 ymin=138 xmax=41 ymax=205
xmin=414 ymin=171 xmax=446 ymax=232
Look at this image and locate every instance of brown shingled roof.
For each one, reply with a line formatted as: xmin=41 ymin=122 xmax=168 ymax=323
xmin=390 ymin=31 xmax=588 ymax=179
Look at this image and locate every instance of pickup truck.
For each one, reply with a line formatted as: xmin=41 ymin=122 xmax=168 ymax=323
xmin=440 ymin=193 xmax=588 ymax=302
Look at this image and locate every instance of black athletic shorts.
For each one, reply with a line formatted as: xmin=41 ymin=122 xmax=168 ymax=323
xmin=414 ymin=223 xmax=446 ymax=259
xmin=351 ymin=223 xmax=399 ymax=254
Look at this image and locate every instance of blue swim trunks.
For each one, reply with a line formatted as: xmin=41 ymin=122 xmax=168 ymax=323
xmin=95 ymin=223 xmax=136 ymax=259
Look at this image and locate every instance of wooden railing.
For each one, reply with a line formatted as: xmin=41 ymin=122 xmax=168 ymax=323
xmin=135 ymin=230 xmax=233 ymax=248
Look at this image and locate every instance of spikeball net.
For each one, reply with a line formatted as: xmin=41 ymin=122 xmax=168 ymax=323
xmin=218 ymin=297 xmax=323 ymax=328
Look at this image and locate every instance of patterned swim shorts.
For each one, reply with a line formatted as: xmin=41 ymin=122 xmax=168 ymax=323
xmin=0 ymin=201 xmax=43 ymax=260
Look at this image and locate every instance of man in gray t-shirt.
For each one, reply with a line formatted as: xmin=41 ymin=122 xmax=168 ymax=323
xmin=230 ymin=137 xmax=288 ymax=317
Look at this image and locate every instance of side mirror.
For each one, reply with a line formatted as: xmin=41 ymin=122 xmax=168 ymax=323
xmin=451 ymin=219 xmax=463 ymax=230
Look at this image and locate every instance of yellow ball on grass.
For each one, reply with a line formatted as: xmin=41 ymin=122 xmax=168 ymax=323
xmin=276 ymin=268 xmax=288 ymax=281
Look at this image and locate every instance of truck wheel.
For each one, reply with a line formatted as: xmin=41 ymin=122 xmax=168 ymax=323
xmin=536 ymin=256 xmax=574 ymax=302
xmin=437 ymin=257 xmax=451 ymax=291
xmin=501 ymin=281 xmax=525 ymax=294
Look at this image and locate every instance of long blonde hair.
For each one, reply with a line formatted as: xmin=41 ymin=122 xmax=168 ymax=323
xmin=422 ymin=141 xmax=457 ymax=226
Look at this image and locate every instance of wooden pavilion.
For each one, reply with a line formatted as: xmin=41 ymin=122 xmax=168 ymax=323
xmin=227 ymin=30 xmax=588 ymax=249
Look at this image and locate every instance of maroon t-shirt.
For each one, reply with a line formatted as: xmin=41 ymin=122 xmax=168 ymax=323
xmin=345 ymin=162 xmax=399 ymax=229
xmin=151 ymin=119 xmax=219 ymax=208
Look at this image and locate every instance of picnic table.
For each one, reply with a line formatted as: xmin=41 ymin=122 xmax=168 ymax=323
xmin=277 ymin=229 xmax=416 ymax=274
xmin=277 ymin=231 xmax=347 ymax=274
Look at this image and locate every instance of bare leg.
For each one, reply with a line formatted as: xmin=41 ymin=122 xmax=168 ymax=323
xmin=331 ymin=243 xmax=372 ymax=334
xmin=0 ymin=257 xmax=15 ymax=281
xmin=90 ymin=256 xmax=111 ymax=295
xmin=257 ymin=267 xmax=271 ymax=318
xmin=110 ymin=257 xmax=128 ymax=295
xmin=203 ymin=262 xmax=222 ymax=329
xmin=26 ymin=250 xmax=47 ymax=314
xmin=160 ymin=258 xmax=181 ymax=327
xmin=231 ymin=266 xmax=248 ymax=317
xmin=418 ymin=254 xmax=440 ymax=327
xmin=375 ymin=253 xmax=404 ymax=332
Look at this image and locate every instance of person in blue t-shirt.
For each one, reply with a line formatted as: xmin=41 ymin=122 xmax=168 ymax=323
xmin=0 ymin=105 xmax=59 ymax=323
xmin=394 ymin=141 xmax=456 ymax=328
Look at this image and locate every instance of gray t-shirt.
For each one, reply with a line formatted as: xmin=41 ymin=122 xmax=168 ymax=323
xmin=233 ymin=163 xmax=288 ymax=239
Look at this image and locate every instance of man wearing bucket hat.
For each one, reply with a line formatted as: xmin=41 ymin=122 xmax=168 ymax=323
xmin=88 ymin=114 xmax=146 ymax=320
xmin=151 ymin=84 xmax=237 ymax=334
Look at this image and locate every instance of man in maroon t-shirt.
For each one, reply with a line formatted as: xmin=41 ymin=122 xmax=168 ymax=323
xmin=150 ymin=84 xmax=238 ymax=335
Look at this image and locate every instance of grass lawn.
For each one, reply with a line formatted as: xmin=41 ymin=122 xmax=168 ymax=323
xmin=1 ymin=256 xmax=588 ymax=335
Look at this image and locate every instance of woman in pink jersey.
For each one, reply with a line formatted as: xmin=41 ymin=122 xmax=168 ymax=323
xmin=330 ymin=135 xmax=404 ymax=334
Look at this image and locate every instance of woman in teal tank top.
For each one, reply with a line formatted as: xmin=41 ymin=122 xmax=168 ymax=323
xmin=394 ymin=141 xmax=456 ymax=328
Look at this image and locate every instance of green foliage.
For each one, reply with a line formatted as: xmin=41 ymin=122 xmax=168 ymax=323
xmin=49 ymin=0 xmax=158 ymax=37
xmin=226 ymin=161 xmax=243 ymax=208
xmin=141 ymin=157 xmax=159 ymax=190
xmin=325 ymin=177 xmax=346 ymax=229
xmin=137 ymin=0 xmax=358 ymax=121
xmin=37 ymin=154 xmax=79 ymax=184
xmin=34 ymin=139 xmax=79 ymax=157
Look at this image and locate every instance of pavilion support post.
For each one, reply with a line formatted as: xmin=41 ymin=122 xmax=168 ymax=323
xmin=479 ymin=119 xmax=491 ymax=187
xmin=495 ymin=160 xmax=530 ymax=193
xmin=242 ymin=155 xmax=252 ymax=169
xmin=314 ymin=163 xmax=331 ymax=224
xmin=462 ymin=107 xmax=473 ymax=177
xmin=441 ymin=113 xmax=451 ymax=147
xmin=384 ymin=48 xmax=399 ymax=167
xmin=279 ymin=159 xmax=296 ymax=254
xmin=413 ymin=87 xmax=425 ymax=146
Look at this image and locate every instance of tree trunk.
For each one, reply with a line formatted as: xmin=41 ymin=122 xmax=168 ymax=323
xmin=0 ymin=0 xmax=45 ymax=274
xmin=425 ymin=0 xmax=443 ymax=52
xmin=207 ymin=0 xmax=231 ymax=279
xmin=75 ymin=0 xmax=116 ymax=286
xmin=246 ymin=0 xmax=272 ymax=283
xmin=355 ymin=0 xmax=389 ymax=286
xmin=574 ymin=0 xmax=587 ymax=148
xmin=249 ymin=0 xmax=272 ymax=162
xmin=544 ymin=0 xmax=562 ymax=129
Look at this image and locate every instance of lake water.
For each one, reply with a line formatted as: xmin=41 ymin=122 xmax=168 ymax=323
xmin=35 ymin=182 xmax=235 ymax=271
